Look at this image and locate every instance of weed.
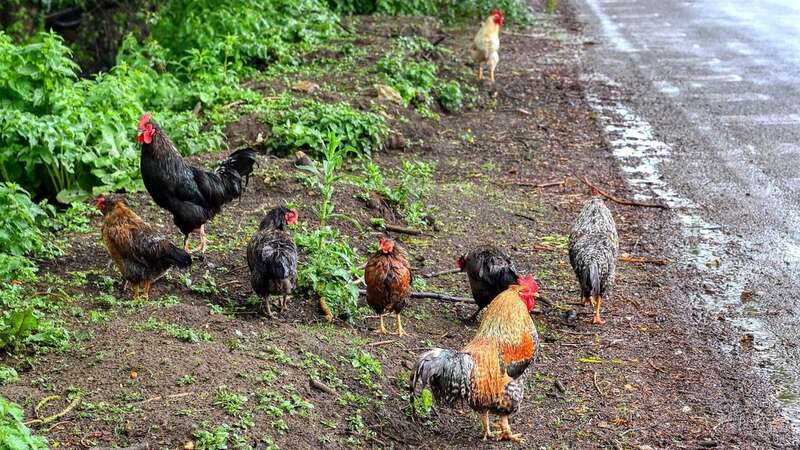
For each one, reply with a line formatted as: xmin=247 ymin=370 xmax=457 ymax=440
xmin=540 ymin=234 xmax=569 ymax=250
xmin=545 ymin=0 xmax=559 ymax=14
xmin=348 ymin=349 xmax=383 ymax=389
xmin=0 ymin=366 xmax=19 ymax=385
xmin=437 ymin=80 xmax=464 ymax=113
xmin=356 ymin=160 xmax=436 ymax=227
xmin=139 ymin=317 xmax=214 ymax=343
xmin=406 ymin=389 xmax=434 ymax=418
xmin=264 ymin=345 xmax=295 ymax=366
xmin=257 ymin=368 xmax=280 ymax=384
xmin=214 ymin=386 xmax=248 ymax=416
xmin=0 ymin=396 xmax=48 ymax=449
xmin=180 ymin=271 xmax=219 ymax=295
xmin=177 ymin=374 xmax=197 ymax=386
xmin=0 ymin=285 xmax=70 ymax=352
xmin=193 ymin=423 xmax=230 ymax=450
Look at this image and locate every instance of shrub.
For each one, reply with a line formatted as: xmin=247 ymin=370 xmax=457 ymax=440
xmin=0 ymin=285 xmax=70 ymax=353
xmin=357 ymin=160 xmax=436 ymax=227
xmin=0 ymin=396 xmax=48 ymax=450
xmin=377 ymin=52 xmax=437 ymax=107
xmin=326 ymin=0 xmax=533 ymax=25
xmin=295 ymin=226 xmax=362 ymax=319
xmin=437 ymin=80 xmax=464 ymax=113
xmin=265 ymin=101 xmax=387 ymax=158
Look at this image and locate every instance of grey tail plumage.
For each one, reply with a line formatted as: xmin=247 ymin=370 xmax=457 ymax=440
xmin=588 ymin=262 xmax=601 ymax=298
xmin=410 ymin=348 xmax=474 ymax=406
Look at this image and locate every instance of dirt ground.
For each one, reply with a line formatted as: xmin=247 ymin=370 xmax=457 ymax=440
xmin=1 ymin=3 xmax=796 ymax=449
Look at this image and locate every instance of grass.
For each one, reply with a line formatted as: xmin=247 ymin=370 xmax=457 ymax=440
xmin=139 ymin=317 xmax=214 ymax=343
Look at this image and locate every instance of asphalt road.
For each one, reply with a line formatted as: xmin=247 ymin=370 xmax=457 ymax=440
xmin=573 ymin=0 xmax=800 ymax=428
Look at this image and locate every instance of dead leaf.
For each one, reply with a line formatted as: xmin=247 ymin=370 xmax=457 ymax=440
xmin=292 ymin=80 xmax=320 ymax=93
xmin=375 ymin=84 xmax=404 ymax=104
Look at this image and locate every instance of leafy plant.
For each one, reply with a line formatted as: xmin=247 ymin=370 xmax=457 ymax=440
xmin=139 ymin=317 xmax=214 ymax=343
xmin=327 ymin=0 xmax=533 ymax=24
xmin=0 ymin=396 xmax=48 ymax=450
xmin=406 ymin=389 xmax=434 ymax=418
xmin=0 ymin=366 xmax=19 ymax=386
xmin=214 ymin=386 xmax=248 ymax=416
xmin=266 ymin=101 xmax=386 ymax=158
xmin=193 ymin=423 xmax=231 ymax=450
xmin=377 ymin=51 xmax=437 ymax=107
xmin=0 ymin=285 xmax=69 ymax=352
xmin=295 ymin=226 xmax=362 ymax=319
xmin=356 ymin=160 xmax=436 ymax=227
xmin=437 ymin=80 xmax=464 ymax=113
xmin=348 ymin=349 xmax=383 ymax=389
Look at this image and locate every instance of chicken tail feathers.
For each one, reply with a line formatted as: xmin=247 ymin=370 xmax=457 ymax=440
xmin=166 ymin=245 xmax=192 ymax=269
xmin=410 ymin=348 xmax=473 ymax=406
xmin=587 ymin=262 xmax=601 ymax=298
xmin=216 ymin=147 xmax=258 ymax=202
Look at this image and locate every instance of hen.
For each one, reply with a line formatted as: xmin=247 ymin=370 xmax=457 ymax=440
xmin=411 ymin=276 xmax=539 ymax=442
xmin=96 ymin=195 xmax=192 ymax=299
xmin=138 ymin=113 xmax=257 ymax=253
xmin=457 ymin=245 xmax=519 ymax=322
xmin=365 ymin=237 xmax=412 ymax=336
xmin=568 ymin=192 xmax=619 ymax=324
xmin=247 ymin=206 xmax=298 ymax=318
xmin=472 ymin=9 xmax=504 ymax=82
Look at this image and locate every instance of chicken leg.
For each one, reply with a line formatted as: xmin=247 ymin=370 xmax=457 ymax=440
xmin=183 ymin=225 xmax=209 ymax=254
xmin=394 ymin=313 xmax=407 ymax=337
xmin=132 ymin=284 xmax=140 ymax=299
xmin=374 ymin=314 xmax=389 ymax=335
xmin=477 ymin=64 xmax=484 ymax=80
xmin=262 ymin=297 xmax=276 ymax=318
xmin=489 ymin=60 xmax=497 ymax=83
xmin=591 ymin=295 xmax=606 ymax=325
xmin=480 ymin=411 xmax=497 ymax=440
xmin=142 ymin=280 xmax=152 ymax=299
xmin=496 ymin=415 xmax=522 ymax=442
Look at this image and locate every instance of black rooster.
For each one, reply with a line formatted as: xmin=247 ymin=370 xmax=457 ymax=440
xmin=138 ymin=113 xmax=257 ymax=253
xmin=457 ymin=245 xmax=519 ymax=322
xmin=247 ymin=206 xmax=299 ymax=317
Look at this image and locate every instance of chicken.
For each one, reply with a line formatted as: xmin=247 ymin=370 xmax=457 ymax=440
xmin=365 ymin=237 xmax=412 ymax=336
xmin=568 ymin=192 xmax=619 ymax=325
xmin=96 ymin=195 xmax=192 ymax=299
xmin=247 ymin=206 xmax=299 ymax=318
xmin=472 ymin=9 xmax=504 ymax=82
xmin=138 ymin=113 xmax=257 ymax=253
xmin=410 ymin=276 xmax=539 ymax=442
xmin=457 ymin=245 xmax=519 ymax=322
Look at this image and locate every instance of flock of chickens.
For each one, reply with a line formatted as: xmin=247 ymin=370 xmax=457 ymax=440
xmin=93 ymin=10 xmax=621 ymax=444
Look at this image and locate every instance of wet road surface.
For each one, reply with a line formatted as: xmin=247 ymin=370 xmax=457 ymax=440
xmin=573 ymin=0 xmax=800 ymax=428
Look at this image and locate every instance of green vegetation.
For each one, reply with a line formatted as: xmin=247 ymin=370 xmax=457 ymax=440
xmin=326 ymin=0 xmax=533 ymax=25
xmin=348 ymin=349 xmax=383 ymax=389
xmin=0 ymin=396 xmax=48 ymax=450
xmin=139 ymin=317 xmax=214 ymax=343
xmin=357 ymin=159 xmax=436 ymax=227
xmin=266 ymin=101 xmax=387 ymax=158
xmin=0 ymin=285 xmax=69 ymax=352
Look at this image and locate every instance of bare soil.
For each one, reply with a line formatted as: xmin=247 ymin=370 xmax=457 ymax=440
xmin=1 ymin=3 xmax=795 ymax=450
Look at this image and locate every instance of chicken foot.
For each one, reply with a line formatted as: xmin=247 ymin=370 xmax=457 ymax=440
xmin=261 ymin=297 xmax=276 ymax=318
xmin=183 ymin=225 xmax=209 ymax=254
xmin=590 ymin=295 xmax=606 ymax=325
xmin=142 ymin=280 xmax=152 ymax=299
xmin=480 ymin=411 xmax=498 ymax=440
xmin=374 ymin=314 xmax=389 ymax=335
xmin=394 ymin=313 xmax=407 ymax=337
xmin=496 ymin=415 xmax=523 ymax=442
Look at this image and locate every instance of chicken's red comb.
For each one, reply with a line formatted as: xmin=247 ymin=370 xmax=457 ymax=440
xmin=139 ymin=113 xmax=151 ymax=129
xmin=516 ymin=275 xmax=539 ymax=294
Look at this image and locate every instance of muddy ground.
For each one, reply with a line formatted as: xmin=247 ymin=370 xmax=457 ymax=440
xmin=1 ymin=3 xmax=796 ymax=449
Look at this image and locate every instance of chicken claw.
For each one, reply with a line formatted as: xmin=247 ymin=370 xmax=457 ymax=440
xmin=374 ymin=314 xmax=389 ymax=335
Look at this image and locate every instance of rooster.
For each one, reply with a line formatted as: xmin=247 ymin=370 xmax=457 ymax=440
xmin=411 ymin=276 xmax=539 ymax=442
xmin=457 ymin=245 xmax=519 ymax=322
xmin=247 ymin=206 xmax=298 ymax=318
xmin=568 ymin=192 xmax=619 ymax=324
xmin=365 ymin=237 xmax=412 ymax=336
xmin=472 ymin=9 xmax=504 ymax=82
xmin=96 ymin=195 xmax=192 ymax=299
xmin=138 ymin=113 xmax=257 ymax=253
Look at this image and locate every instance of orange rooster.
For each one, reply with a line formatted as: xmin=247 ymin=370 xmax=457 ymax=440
xmin=411 ymin=276 xmax=539 ymax=442
xmin=365 ymin=236 xmax=412 ymax=336
xmin=473 ymin=9 xmax=504 ymax=82
xmin=96 ymin=195 xmax=192 ymax=299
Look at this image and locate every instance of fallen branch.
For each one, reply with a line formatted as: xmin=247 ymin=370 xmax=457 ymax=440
xmin=139 ymin=392 xmax=193 ymax=405
xmin=575 ymin=176 xmax=669 ymax=209
xmin=647 ymin=359 xmax=665 ymax=373
xmin=514 ymin=212 xmax=537 ymax=223
xmin=309 ymin=378 xmax=336 ymax=395
xmin=368 ymin=339 xmax=396 ymax=347
xmin=593 ymin=371 xmax=606 ymax=397
xmin=620 ymin=254 xmax=671 ymax=266
xmin=499 ymin=179 xmax=565 ymax=188
xmin=91 ymin=443 xmax=150 ymax=450
xmin=25 ymin=395 xmax=81 ymax=426
xmin=358 ymin=289 xmax=472 ymax=303
xmin=423 ymin=268 xmax=461 ymax=278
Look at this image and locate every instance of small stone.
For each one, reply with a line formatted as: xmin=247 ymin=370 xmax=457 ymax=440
xmin=681 ymin=405 xmax=692 ymax=414
xmin=184 ymin=442 xmax=195 ymax=450
xmin=292 ymin=80 xmax=320 ymax=93
xmin=374 ymin=84 xmax=404 ymax=104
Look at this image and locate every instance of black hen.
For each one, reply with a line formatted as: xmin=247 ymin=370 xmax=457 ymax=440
xmin=568 ymin=196 xmax=619 ymax=325
xmin=247 ymin=206 xmax=298 ymax=317
xmin=457 ymin=245 xmax=519 ymax=322
xmin=138 ymin=113 xmax=257 ymax=253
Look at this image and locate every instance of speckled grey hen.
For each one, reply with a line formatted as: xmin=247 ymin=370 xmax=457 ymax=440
xmin=247 ymin=206 xmax=298 ymax=317
xmin=568 ymin=195 xmax=619 ymax=325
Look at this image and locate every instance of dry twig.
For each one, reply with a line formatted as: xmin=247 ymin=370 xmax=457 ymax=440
xmin=575 ymin=176 xmax=668 ymax=209
xmin=620 ymin=254 xmax=671 ymax=265
xmin=422 ymin=268 xmax=461 ymax=278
